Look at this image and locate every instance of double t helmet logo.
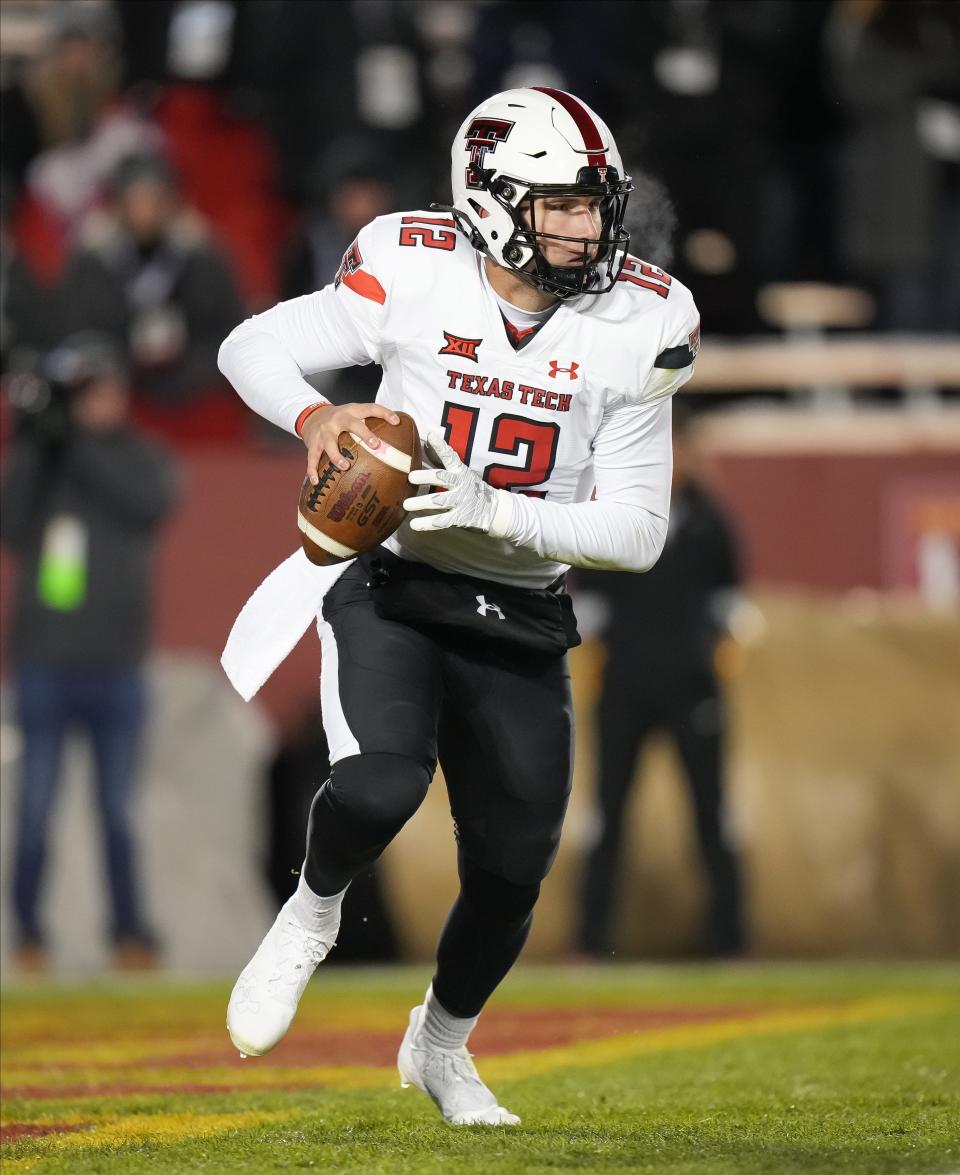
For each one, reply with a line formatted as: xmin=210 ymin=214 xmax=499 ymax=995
xmin=464 ymin=117 xmax=515 ymax=190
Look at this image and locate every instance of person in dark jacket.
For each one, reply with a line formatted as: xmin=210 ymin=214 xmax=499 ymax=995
xmin=61 ymin=153 xmax=245 ymax=406
xmin=575 ymin=404 xmax=745 ymax=959
xmin=1 ymin=332 xmax=179 ymax=971
xmin=280 ymin=140 xmax=394 ymax=408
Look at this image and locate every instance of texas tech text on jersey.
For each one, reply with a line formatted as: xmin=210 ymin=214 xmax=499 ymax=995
xmin=223 ymin=206 xmax=699 ymax=588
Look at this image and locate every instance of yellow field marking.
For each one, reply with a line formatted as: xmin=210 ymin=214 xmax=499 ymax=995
xmin=3 ymin=1009 xmax=404 ymax=1067
xmin=2 ymin=1063 xmax=390 ymax=1096
xmin=480 ymin=994 xmax=954 ymax=1084
xmin=4 ymin=1036 xmax=242 ymax=1069
xmin=3 ymin=993 xmax=950 ymax=1104
xmin=2 ymin=994 xmax=952 ymax=1165
xmin=1 ymin=1109 xmax=299 ymax=1169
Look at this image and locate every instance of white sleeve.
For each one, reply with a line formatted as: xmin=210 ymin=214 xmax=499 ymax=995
xmin=492 ymin=397 xmax=672 ymax=573
xmin=217 ymin=219 xmax=392 ymax=436
xmin=217 ymin=289 xmax=378 ymax=435
xmin=634 ymin=280 xmax=701 ymax=405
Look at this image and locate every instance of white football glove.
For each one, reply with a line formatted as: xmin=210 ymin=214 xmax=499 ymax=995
xmin=404 ymin=430 xmax=515 ymax=536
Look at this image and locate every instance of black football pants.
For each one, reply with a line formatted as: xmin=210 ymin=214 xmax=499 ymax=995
xmin=305 ymin=562 xmax=574 ymax=1017
xmin=577 ymin=670 xmax=744 ymax=957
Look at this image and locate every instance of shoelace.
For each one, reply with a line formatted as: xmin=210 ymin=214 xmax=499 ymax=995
xmin=269 ymin=920 xmax=332 ymax=993
xmin=413 ymin=1045 xmax=488 ymax=1091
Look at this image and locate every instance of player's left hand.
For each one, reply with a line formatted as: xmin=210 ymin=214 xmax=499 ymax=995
xmin=404 ymin=430 xmax=511 ymax=535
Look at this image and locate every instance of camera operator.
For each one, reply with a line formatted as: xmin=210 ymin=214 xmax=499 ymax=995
xmin=1 ymin=332 xmax=179 ymax=972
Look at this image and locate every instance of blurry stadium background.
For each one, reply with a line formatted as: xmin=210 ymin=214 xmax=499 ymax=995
xmin=1 ymin=0 xmax=958 ymax=980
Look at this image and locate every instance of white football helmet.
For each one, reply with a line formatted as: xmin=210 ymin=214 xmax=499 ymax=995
xmin=446 ymin=87 xmax=633 ymax=299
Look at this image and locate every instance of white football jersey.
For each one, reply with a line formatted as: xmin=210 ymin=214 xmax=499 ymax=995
xmin=219 ymin=210 xmax=700 ymax=588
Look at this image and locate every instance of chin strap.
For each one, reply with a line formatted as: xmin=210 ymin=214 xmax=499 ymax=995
xmin=430 ymin=202 xmax=488 ymax=253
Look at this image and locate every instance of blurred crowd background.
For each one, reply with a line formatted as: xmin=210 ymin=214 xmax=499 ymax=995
xmin=0 ymin=0 xmax=958 ymax=976
xmin=2 ymin=0 xmax=959 ymax=408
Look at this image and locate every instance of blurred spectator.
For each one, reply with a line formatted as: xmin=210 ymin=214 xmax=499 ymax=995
xmin=1 ymin=332 xmax=179 ymax=972
xmin=281 ymin=140 xmax=394 ymax=404
xmin=1 ymin=2 xmax=162 ymax=228
xmin=469 ymin=1 xmax=782 ymax=333
xmin=112 ymin=1 xmax=430 ymax=206
xmin=61 ymin=153 xmax=245 ymax=407
xmin=282 ymin=141 xmax=393 ymax=302
xmin=265 ymin=705 xmax=399 ymax=964
xmin=2 ymin=2 xmax=118 ymax=191
xmin=574 ymin=404 xmax=745 ymax=960
xmin=1 ymin=177 xmax=65 ymax=368
xmin=828 ymin=0 xmax=960 ymax=331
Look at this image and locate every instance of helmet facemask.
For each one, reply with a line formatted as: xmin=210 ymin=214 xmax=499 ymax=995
xmin=476 ymin=167 xmax=632 ymax=300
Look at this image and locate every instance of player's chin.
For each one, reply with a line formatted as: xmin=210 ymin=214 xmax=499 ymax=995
xmin=551 ymin=254 xmax=595 ymax=268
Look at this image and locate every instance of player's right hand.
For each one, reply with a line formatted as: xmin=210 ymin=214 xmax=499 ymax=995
xmin=301 ymin=403 xmax=401 ymax=485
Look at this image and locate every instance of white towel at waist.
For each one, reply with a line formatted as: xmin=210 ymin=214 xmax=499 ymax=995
xmin=221 ymin=549 xmax=353 ymax=700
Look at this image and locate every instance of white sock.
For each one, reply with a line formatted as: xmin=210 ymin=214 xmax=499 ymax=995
xmin=290 ymin=869 xmax=347 ymax=940
xmin=418 ymin=983 xmax=478 ymax=1052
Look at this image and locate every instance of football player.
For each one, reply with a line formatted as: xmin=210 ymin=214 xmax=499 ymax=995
xmin=218 ymin=87 xmax=700 ymax=1126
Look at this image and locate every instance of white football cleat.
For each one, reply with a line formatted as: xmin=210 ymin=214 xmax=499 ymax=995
xmin=397 ymin=1004 xmax=520 ymax=1126
xmin=226 ymin=896 xmax=336 ymax=1057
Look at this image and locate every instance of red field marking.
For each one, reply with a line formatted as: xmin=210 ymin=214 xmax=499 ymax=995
xmin=171 ymin=1029 xmax=401 ymax=1069
xmin=3 ymin=1082 xmax=320 ymax=1102
xmin=9 ymin=1003 xmax=783 ymax=1074
xmin=170 ymin=1003 xmax=786 ymax=1066
xmin=6 ymin=1031 xmax=402 ymax=1073
xmin=2 ymin=1003 xmax=799 ymax=1098
xmin=1 ymin=1122 xmax=90 ymax=1143
xmin=473 ymin=1004 xmax=780 ymax=1052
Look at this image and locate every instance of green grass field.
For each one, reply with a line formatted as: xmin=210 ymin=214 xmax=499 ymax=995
xmin=2 ymin=963 xmax=958 ymax=1174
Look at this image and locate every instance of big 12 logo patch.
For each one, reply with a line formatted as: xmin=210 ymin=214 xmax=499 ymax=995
xmin=439 ymin=331 xmax=482 ymax=362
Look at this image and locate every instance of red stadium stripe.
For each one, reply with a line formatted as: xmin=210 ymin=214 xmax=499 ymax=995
xmin=533 ymin=87 xmax=608 ymax=168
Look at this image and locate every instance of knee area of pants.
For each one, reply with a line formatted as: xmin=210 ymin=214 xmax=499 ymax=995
xmin=328 ymin=753 xmax=430 ymax=826
xmin=461 ymin=868 xmax=541 ymax=922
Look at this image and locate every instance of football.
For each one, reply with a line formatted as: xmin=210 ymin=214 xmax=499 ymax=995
xmin=297 ymin=412 xmax=422 ymax=565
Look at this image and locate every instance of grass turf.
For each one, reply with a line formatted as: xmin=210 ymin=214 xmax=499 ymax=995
xmin=1 ymin=963 xmax=958 ymax=1173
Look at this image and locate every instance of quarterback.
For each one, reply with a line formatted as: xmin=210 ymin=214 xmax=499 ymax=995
xmin=218 ymin=87 xmax=700 ymax=1126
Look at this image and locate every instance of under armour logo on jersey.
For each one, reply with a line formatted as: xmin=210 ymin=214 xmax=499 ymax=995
xmin=476 ymin=595 xmax=506 ymax=620
xmin=439 ymin=331 xmax=482 ymax=362
xmin=548 ymin=360 xmax=579 ymax=380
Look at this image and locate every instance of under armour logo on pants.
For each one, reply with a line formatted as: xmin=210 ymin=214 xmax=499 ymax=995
xmin=476 ymin=595 xmax=506 ymax=620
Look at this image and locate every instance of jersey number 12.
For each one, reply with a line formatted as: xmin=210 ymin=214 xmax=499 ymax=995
xmin=442 ymin=403 xmax=560 ymax=497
